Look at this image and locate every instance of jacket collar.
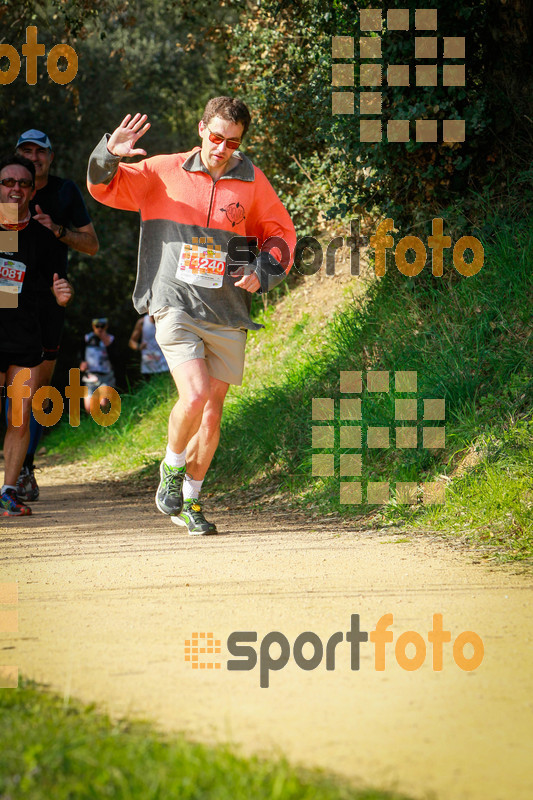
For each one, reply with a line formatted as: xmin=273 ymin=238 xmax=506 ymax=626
xmin=182 ymin=147 xmax=255 ymax=182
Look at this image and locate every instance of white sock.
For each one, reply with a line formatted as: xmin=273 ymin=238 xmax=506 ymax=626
xmin=2 ymin=485 xmax=16 ymax=493
xmin=164 ymin=446 xmax=186 ymax=469
xmin=183 ymin=476 xmax=204 ymax=501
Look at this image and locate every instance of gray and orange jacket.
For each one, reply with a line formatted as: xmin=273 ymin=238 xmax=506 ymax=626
xmin=87 ymin=136 xmax=296 ymax=330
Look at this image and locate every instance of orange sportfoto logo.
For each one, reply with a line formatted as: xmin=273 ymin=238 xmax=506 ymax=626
xmin=185 ymin=614 xmax=484 ymax=688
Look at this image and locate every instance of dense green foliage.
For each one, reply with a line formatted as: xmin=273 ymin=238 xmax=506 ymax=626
xmin=230 ymin=0 xmax=533 ymax=223
xmin=2 ymin=0 xmax=532 ymax=556
xmin=211 ymin=208 xmax=532 ymax=558
xmin=0 ymin=680 xmax=413 ymax=800
xmin=45 ymin=203 xmax=533 ymax=559
xmin=1 ymin=0 xmax=532 ymax=387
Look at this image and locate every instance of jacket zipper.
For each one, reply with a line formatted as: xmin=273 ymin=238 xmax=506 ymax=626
xmin=206 ymin=180 xmax=216 ymax=227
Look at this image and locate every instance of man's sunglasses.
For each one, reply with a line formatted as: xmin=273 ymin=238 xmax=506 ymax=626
xmin=0 ymin=178 xmax=34 ymax=188
xmin=206 ymin=125 xmax=241 ymax=150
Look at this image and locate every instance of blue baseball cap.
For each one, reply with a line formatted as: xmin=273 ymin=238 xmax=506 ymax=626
xmin=16 ymin=129 xmax=52 ymax=149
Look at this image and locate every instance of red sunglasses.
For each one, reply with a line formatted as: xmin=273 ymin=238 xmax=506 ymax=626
xmin=206 ymin=125 xmax=241 ymax=150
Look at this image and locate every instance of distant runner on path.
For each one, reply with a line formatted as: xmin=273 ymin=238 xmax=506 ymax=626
xmin=128 ymin=314 xmax=169 ymax=379
xmin=88 ymin=97 xmax=296 ymax=535
xmin=79 ymin=317 xmax=117 ymax=415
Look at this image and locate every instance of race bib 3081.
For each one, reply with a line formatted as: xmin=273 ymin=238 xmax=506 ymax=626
xmin=0 ymin=257 xmax=26 ymax=294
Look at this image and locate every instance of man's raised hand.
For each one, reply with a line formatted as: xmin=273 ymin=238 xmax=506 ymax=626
xmin=52 ymin=273 xmax=74 ymax=307
xmin=107 ymin=113 xmax=151 ymax=158
xmin=32 ymin=204 xmax=55 ymax=233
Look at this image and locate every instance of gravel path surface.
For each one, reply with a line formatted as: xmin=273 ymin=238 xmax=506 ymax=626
xmin=1 ymin=462 xmax=532 ymax=800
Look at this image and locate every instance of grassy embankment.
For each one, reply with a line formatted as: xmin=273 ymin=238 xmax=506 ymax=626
xmin=45 ymin=209 xmax=532 ymax=560
xmin=0 ymin=680 xmax=412 ymax=800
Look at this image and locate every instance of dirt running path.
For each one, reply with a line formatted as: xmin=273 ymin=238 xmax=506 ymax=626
xmin=1 ymin=463 xmax=532 ymax=800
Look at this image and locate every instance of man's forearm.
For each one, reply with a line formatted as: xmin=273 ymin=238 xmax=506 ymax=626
xmin=87 ymin=134 xmax=122 ymax=187
xmin=87 ymin=134 xmax=142 ymax=212
xmin=58 ymin=228 xmax=99 ymax=255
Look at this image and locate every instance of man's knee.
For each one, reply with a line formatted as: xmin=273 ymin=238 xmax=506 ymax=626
xmin=201 ymin=402 xmax=224 ymax=434
xmin=200 ymin=388 xmax=226 ymax=431
xmin=178 ymin=387 xmax=211 ymax=416
xmin=7 ymin=409 xmax=31 ymax=435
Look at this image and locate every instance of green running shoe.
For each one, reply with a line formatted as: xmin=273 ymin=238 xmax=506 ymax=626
xmin=172 ymin=499 xmax=217 ymax=535
xmin=155 ymin=461 xmax=186 ymax=515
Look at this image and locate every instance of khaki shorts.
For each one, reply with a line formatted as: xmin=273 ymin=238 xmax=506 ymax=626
xmin=153 ymin=307 xmax=247 ymax=385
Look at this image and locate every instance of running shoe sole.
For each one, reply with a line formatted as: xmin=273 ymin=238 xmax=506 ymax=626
xmin=1 ymin=508 xmax=32 ymax=516
xmin=171 ymin=515 xmax=218 ymax=535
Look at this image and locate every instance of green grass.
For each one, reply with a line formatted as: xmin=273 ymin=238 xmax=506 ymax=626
xmin=0 ymin=680 xmax=413 ymax=800
xmin=44 ymin=210 xmax=533 ymax=560
xmin=209 ymin=214 xmax=533 ymax=559
xmin=381 ymin=417 xmax=533 ymax=558
xmin=42 ymin=372 xmax=177 ymax=474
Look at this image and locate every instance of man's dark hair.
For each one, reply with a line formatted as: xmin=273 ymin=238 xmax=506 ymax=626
xmin=201 ymin=96 xmax=251 ymax=137
xmin=0 ymin=153 xmax=35 ymax=185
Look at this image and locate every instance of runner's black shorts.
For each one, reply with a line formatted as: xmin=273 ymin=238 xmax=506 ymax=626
xmin=0 ymin=350 xmax=43 ymax=374
xmin=40 ymin=301 xmax=66 ymax=361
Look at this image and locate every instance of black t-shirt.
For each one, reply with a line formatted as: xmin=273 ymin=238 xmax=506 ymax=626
xmin=30 ymin=175 xmax=92 ymax=276
xmin=0 ymin=219 xmax=60 ymax=354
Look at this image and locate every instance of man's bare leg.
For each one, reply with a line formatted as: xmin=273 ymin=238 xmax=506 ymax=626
xmin=37 ymin=358 xmax=56 ymax=389
xmin=160 ymin=359 xmax=229 ymax=532
xmin=13 ymin=357 xmax=57 ymax=502
xmin=168 ymin=359 xmax=228 ymax=475
xmin=2 ymin=365 xmax=40 ymax=486
xmin=184 ymin=377 xmax=229 ymax=480
xmin=168 ymin=358 xmax=214 ymax=453
xmin=156 ymin=358 xmax=211 ymax=516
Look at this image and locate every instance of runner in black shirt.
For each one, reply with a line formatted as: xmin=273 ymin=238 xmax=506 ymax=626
xmin=15 ymin=129 xmax=98 ymax=499
xmin=0 ymin=154 xmax=73 ymax=516
xmin=1 ymin=218 xmax=57 ymax=355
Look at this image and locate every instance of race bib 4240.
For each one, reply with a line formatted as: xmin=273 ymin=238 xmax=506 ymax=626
xmin=176 ymin=242 xmax=226 ymax=289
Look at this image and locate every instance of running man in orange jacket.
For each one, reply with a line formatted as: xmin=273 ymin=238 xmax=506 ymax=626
xmin=88 ymin=96 xmax=296 ymax=534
